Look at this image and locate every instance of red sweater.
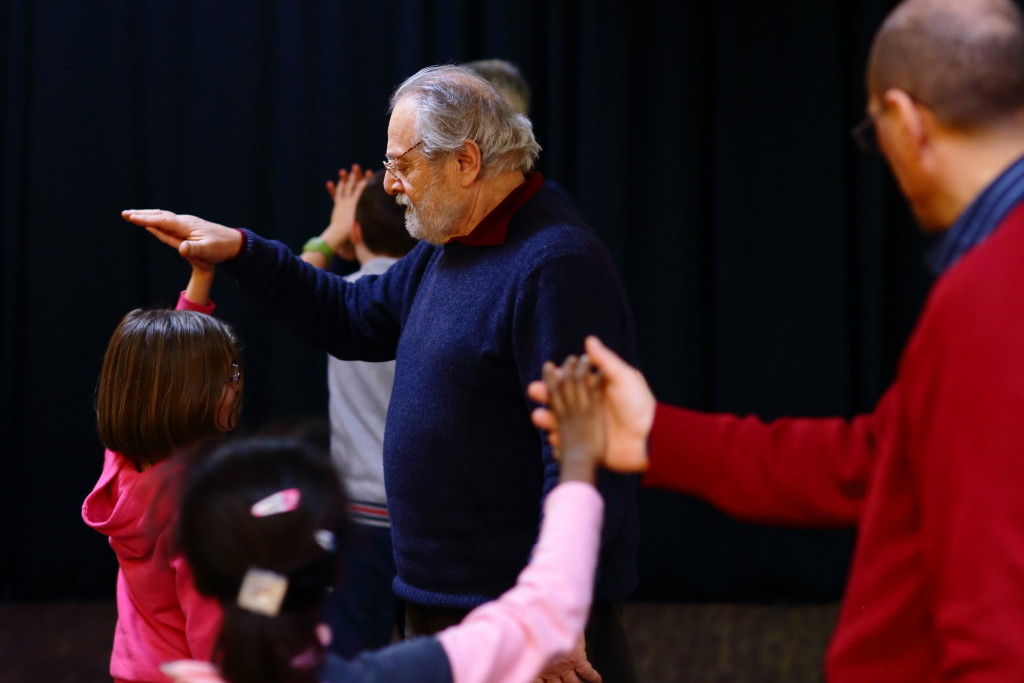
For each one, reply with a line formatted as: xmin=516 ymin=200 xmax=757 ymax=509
xmin=646 ymin=202 xmax=1024 ymax=681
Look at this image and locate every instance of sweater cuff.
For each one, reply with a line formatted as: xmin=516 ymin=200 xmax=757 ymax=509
xmin=643 ymin=402 xmax=684 ymax=489
xmin=230 ymin=228 xmax=248 ymax=261
xmin=176 ymin=292 xmax=216 ymax=315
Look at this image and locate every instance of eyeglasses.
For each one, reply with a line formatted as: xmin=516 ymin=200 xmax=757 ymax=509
xmin=226 ymin=362 xmax=241 ymax=386
xmin=383 ymin=140 xmax=424 ymax=180
xmin=850 ymin=112 xmax=880 ymax=154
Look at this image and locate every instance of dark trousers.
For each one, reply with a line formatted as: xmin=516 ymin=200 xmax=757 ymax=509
xmin=405 ymin=600 xmax=639 ymax=683
xmin=323 ymin=523 xmax=400 ymax=657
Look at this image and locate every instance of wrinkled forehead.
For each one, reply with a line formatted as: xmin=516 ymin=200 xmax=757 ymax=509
xmin=386 ymin=96 xmax=419 ymax=156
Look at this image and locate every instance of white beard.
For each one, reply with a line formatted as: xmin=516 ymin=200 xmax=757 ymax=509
xmin=397 ymin=174 xmax=467 ymax=245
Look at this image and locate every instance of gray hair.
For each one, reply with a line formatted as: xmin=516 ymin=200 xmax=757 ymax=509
xmin=389 ymin=65 xmax=541 ymax=178
xmin=462 ymin=59 xmax=532 ymax=115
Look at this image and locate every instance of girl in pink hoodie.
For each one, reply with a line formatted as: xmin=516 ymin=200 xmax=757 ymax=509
xmin=83 ymin=263 xmax=242 ymax=683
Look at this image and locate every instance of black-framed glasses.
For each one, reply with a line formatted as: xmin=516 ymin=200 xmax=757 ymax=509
xmin=383 ymin=140 xmax=424 ymax=180
xmin=225 ymin=362 xmax=241 ymax=386
xmin=850 ymin=112 xmax=880 ymax=154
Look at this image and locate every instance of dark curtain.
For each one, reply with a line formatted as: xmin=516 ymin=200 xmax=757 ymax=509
xmin=1 ymin=0 xmax=935 ymax=602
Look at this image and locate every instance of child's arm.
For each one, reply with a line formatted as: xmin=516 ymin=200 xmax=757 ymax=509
xmin=299 ymin=163 xmax=373 ymax=269
xmin=177 ymin=263 xmax=216 ymax=314
xmin=435 ymin=355 xmax=607 ymax=683
xmin=172 ymin=553 xmax=223 ymax=661
xmin=544 ymin=354 xmax=606 ymax=485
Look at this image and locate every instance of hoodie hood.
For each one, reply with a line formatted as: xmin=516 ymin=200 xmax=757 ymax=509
xmin=82 ymin=449 xmax=178 ymax=561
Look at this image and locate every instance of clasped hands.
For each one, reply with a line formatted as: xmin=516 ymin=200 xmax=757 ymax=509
xmin=531 ymin=336 xmax=655 ymax=476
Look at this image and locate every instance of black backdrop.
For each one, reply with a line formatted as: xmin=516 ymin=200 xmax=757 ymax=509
xmin=1 ymin=0 xmax=942 ymax=602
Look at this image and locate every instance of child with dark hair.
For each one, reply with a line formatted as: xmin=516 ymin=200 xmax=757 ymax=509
xmin=299 ymin=164 xmax=417 ymax=657
xmin=83 ymin=261 xmax=242 ymax=683
xmin=162 ymin=354 xmax=614 ymax=683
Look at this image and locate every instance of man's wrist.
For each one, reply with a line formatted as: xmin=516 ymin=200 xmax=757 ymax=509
xmin=231 ymin=228 xmax=248 ymax=260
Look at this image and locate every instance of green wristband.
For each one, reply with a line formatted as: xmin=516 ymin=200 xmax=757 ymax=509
xmin=302 ymin=236 xmax=334 ymax=261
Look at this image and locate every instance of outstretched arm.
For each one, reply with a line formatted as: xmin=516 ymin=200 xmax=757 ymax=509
xmin=535 ymin=338 xmax=882 ymax=526
xmin=437 ymin=354 xmax=608 ymax=683
xmin=122 ymin=209 xmax=243 ymax=265
xmin=125 ymin=206 xmax=410 ymax=361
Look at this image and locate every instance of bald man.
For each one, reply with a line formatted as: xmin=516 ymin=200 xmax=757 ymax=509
xmin=530 ymin=0 xmax=1024 ymax=680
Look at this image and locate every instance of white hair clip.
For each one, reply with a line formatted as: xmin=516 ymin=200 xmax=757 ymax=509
xmin=314 ymin=529 xmax=336 ymax=552
xmin=250 ymin=488 xmax=301 ymax=517
xmin=237 ymin=568 xmax=288 ymax=617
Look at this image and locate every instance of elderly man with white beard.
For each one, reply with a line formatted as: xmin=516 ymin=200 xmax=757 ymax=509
xmin=124 ymin=65 xmax=639 ymax=683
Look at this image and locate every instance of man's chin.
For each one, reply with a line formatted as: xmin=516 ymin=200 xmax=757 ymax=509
xmin=404 ymin=218 xmax=439 ymax=244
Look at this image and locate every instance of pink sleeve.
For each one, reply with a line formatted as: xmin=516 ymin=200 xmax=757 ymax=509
xmin=160 ymin=660 xmax=225 ymax=683
xmin=643 ymin=392 xmax=893 ymax=526
xmin=436 ymin=481 xmax=603 ymax=683
xmin=172 ymin=553 xmax=223 ymax=661
xmin=175 ymin=291 xmax=216 ymax=314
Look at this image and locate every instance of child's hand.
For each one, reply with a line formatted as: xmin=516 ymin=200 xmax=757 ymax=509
xmin=323 ymin=163 xmax=374 ymax=261
xmin=544 ymin=354 xmax=605 ymax=485
xmin=531 ymin=336 xmax=651 ymax=474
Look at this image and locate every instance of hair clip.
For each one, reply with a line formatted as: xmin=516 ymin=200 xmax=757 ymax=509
xmin=250 ymin=488 xmax=301 ymax=517
xmin=237 ymin=568 xmax=288 ymax=617
xmin=314 ymin=530 xmax=336 ymax=552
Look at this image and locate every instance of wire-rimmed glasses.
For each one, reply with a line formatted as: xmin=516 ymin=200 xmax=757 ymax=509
xmin=383 ymin=140 xmax=424 ymax=180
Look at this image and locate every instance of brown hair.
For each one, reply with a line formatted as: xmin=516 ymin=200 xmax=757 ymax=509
xmin=355 ymin=170 xmax=418 ymax=258
xmin=96 ymin=308 xmax=242 ymax=467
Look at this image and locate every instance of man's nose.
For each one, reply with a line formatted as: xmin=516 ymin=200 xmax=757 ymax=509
xmin=383 ymin=171 xmax=401 ymax=196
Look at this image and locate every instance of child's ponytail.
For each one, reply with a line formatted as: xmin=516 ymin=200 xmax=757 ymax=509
xmin=178 ymin=435 xmax=349 ymax=683
xmin=218 ymin=604 xmax=324 ymax=683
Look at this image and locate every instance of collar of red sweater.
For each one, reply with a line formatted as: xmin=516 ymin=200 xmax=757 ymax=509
xmin=450 ymin=171 xmax=544 ymax=246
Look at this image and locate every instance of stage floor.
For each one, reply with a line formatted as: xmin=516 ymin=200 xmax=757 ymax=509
xmin=0 ymin=600 xmax=838 ymax=682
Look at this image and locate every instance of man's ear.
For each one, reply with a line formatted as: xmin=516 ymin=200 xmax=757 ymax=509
xmin=882 ymin=88 xmax=928 ymax=157
xmin=454 ymin=140 xmax=482 ymax=187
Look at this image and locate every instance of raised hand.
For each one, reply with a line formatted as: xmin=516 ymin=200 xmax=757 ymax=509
xmin=530 ymin=336 xmax=652 ymax=474
xmin=122 ymin=209 xmax=243 ymax=266
xmin=544 ymin=354 xmax=605 ymax=485
xmin=323 ymin=163 xmax=375 ymax=261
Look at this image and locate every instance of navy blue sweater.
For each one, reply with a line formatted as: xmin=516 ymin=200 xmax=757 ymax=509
xmin=226 ymin=182 xmax=638 ymax=608
xmin=320 ymin=638 xmax=450 ymax=682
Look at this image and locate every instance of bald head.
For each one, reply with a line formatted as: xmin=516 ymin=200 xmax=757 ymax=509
xmin=868 ymin=0 xmax=1024 ymax=129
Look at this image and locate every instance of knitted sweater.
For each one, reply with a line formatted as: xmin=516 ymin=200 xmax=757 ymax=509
xmin=225 ymin=176 xmax=638 ymax=607
xmin=645 ymin=200 xmax=1024 ymax=681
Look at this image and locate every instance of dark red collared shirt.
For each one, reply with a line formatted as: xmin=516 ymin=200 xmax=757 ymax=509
xmin=450 ymin=171 xmax=545 ymax=246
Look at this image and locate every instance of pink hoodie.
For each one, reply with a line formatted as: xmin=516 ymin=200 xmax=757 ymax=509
xmin=83 ymin=292 xmax=222 ymax=682
xmin=83 ymin=449 xmax=222 ymax=683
